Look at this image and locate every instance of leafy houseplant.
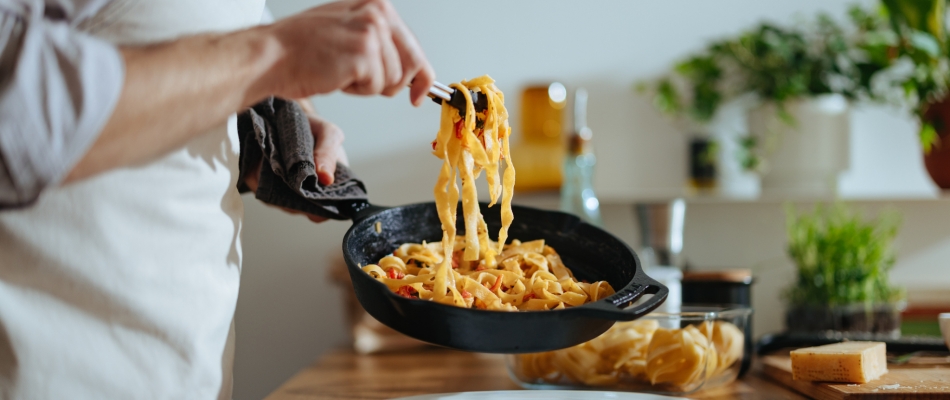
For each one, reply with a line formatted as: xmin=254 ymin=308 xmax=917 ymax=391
xmin=784 ymin=203 xmax=905 ymax=336
xmin=642 ymin=14 xmax=870 ymax=172
xmin=856 ymin=1 xmax=949 ymax=151
xmin=855 ymin=0 xmax=950 ymax=187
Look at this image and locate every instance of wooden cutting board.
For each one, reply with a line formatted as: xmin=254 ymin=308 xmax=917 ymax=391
xmin=762 ymin=355 xmax=950 ymax=399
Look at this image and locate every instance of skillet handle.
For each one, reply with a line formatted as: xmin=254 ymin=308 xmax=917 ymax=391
xmin=336 ymin=199 xmax=390 ymax=222
xmin=580 ymin=270 xmax=669 ymax=321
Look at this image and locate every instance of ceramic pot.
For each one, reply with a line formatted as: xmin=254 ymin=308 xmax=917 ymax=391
xmin=746 ymin=94 xmax=851 ymax=197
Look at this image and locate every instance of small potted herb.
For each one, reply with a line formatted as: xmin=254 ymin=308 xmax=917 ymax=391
xmin=784 ymin=203 xmax=905 ymax=336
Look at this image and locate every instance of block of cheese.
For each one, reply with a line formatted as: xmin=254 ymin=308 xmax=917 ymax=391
xmin=790 ymin=341 xmax=887 ymax=383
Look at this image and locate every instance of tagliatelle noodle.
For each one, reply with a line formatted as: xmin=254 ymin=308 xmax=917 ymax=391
xmin=361 ymin=76 xmax=614 ymax=310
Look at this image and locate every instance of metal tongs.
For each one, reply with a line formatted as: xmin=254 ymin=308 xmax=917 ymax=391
xmin=426 ymin=81 xmax=488 ymax=117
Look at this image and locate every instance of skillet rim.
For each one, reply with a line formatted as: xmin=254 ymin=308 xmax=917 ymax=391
xmin=341 ymin=201 xmax=663 ymax=318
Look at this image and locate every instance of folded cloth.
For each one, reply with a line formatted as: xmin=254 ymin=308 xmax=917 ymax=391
xmin=237 ymin=97 xmax=367 ymax=220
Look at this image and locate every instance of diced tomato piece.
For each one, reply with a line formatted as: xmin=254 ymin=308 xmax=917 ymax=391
xmin=452 ymin=252 xmax=460 ymax=269
xmin=431 ymin=140 xmax=438 ymax=151
xmin=522 ymin=293 xmax=537 ymax=302
xmin=490 ymin=277 xmax=503 ymax=292
xmin=387 ymin=268 xmax=399 ymax=279
xmin=475 ymin=264 xmax=486 ymax=271
xmin=461 ymin=290 xmax=473 ymax=299
xmin=455 ymin=120 xmax=464 ymax=139
xmin=395 ymin=285 xmax=417 ymax=298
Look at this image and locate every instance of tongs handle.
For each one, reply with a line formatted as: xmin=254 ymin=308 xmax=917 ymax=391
xmin=424 ymin=81 xmax=488 ymax=117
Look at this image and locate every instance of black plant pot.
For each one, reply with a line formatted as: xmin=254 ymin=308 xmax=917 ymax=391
xmin=785 ymin=303 xmax=905 ymax=338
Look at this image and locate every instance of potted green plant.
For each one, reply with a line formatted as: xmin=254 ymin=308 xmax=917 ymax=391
xmin=854 ymin=0 xmax=950 ymax=188
xmin=784 ymin=203 xmax=905 ymax=337
xmin=641 ymin=14 xmax=874 ymax=196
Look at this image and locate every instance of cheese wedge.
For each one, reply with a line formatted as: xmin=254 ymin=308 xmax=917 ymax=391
xmin=790 ymin=341 xmax=887 ymax=383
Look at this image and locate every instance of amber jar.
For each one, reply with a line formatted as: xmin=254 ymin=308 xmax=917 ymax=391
xmin=511 ymin=83 xmax=567 ymax=191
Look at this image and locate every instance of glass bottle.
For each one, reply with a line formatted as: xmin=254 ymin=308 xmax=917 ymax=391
xmin=560 ymin=88 xmax=603 ymax=226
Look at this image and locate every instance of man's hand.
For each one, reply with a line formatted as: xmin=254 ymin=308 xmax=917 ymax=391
xmin=261 ymin=0 xmax=435 ymax=106
xmin=242 ymin=100 xmax=347 ymax=223
xmin=298 ymin=100 xmax=349 ymax=187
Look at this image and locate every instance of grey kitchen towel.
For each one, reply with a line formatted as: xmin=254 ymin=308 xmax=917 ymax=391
xmin=237 ymin=97 xmax=367 ymax=220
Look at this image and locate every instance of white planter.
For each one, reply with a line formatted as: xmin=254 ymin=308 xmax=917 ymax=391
xmin=746 ymin=95 xmax=851 ymax=197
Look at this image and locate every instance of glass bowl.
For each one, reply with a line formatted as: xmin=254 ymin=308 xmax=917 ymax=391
xmin=506 ymin=305 xmax=752 ymax=395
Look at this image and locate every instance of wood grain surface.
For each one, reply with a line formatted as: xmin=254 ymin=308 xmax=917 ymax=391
xmin=762 ymin=355 xmax=950 ymax=399
xmin=265 ymin=348 xmax=807 ymax=400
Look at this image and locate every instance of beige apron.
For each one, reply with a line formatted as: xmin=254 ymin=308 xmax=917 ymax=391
xmin=0 ymin=0 xmax=264 ymax=398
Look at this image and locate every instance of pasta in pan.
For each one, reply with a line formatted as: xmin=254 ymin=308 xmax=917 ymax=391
xmin=362 ymin=76 xmax=614 ymax=310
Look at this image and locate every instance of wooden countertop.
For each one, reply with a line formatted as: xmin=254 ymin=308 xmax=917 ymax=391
xmin=265 ymin=348 xmax=807 ymax=400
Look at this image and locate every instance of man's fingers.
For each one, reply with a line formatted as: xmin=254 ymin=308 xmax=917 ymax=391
xmin=312 ymin=119 xmax=345 ymax=186
xmin=376 ymin=16 xmax=403 ymax=97
xmin=307 ymin=214 xmax=328 ymax=223
xmin=408 ymin=63 xmax=435 ymax=107
xmin=343 ymin=5 xmax=387 ymax=96
xmin=277 ymin=206 xmax=328 ymax=223
xmin=267 ymin=0 xmax=433 ymax=102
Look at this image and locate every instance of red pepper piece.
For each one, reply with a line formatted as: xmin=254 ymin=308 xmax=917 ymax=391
xmin=395 ymin=285 xmax=417 ymax=298
xmin=522 ymin=293 xmax=537 ymax=302
xmin=454 ymin=119 xmax=464 ymax=139
xmin=461 ymin=290 xmax=473 ymax=299
xmin=490 ymin=277 xmax=503 ymax=292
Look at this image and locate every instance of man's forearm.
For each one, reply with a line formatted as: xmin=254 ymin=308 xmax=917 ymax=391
xmin=65 ymin=26 xmax=283 ymax=183
xmin=63 ymin=0 xmax=435 ymax=184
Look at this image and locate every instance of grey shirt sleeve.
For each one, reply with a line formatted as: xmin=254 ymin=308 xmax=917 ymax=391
xmin=0 ymin=0 xmax=124 ymax=209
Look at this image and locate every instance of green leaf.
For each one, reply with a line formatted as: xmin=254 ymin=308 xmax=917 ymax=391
xmin=920 ymin=122 xmax=938 ymax=153
xmin=737 ymin=135 xmax=760 ymax=171
xmin=653 ymin=79 xmax=682 ymax=115
xmin=909 ymin=31 xmax=941 ymax=57
xmin=881 ymin=0 xmax=946 ymax=45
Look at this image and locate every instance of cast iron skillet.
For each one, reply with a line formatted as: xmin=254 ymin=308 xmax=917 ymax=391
xmin=333 ymin=200 xmax=668 ymax=353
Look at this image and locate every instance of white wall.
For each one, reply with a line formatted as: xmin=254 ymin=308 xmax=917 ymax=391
xmin=234 ymin=1 xmax=947 ymax=399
